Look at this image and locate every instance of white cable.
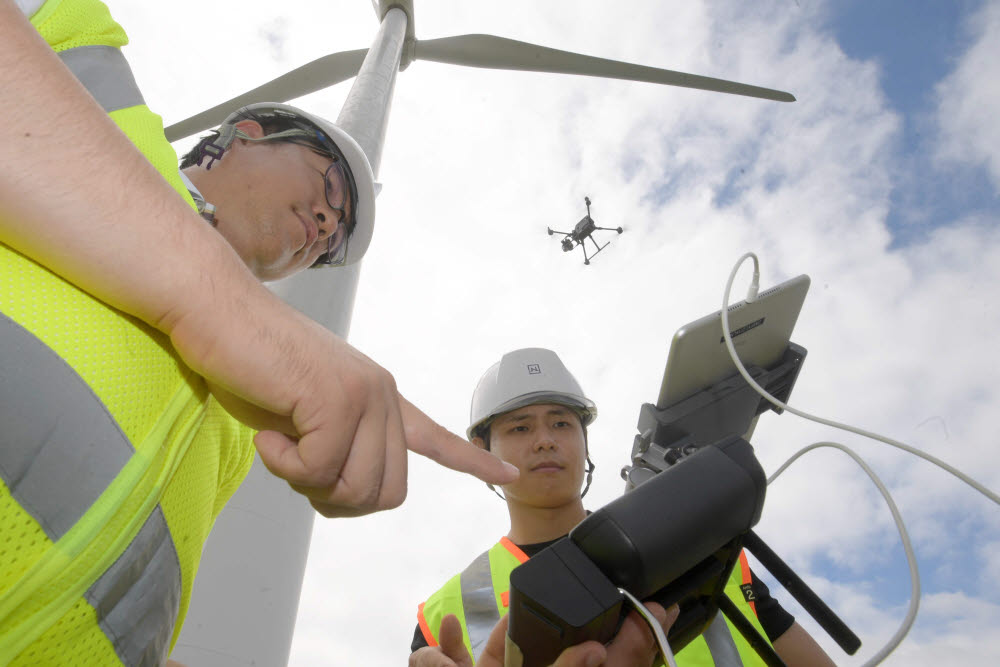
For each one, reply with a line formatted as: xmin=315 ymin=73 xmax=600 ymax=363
xmin=619 ymin=587 xmax=679 ymax=667
xmin=768 ymin=442 xmax=920 ymax=666
xmin=721 ymin=253 xmax=999 ymax=506
xmin=717 ymin=252 xmax=996 ymax=664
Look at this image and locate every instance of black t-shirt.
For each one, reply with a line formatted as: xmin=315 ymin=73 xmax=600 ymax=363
xmin=410 ymin=539 xmax=794 ymax=653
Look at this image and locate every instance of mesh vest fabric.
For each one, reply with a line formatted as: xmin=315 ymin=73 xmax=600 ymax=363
xmin=0 ymin=0 xmax=256 ymax=663
xmin=418 ymin=540 xmax=773 ymax=666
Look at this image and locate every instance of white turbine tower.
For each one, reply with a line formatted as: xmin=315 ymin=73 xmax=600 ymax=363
xmin=167 ymin=2 xmax=794 ymax=665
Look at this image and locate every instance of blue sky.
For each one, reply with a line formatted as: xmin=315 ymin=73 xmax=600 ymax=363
xmin=831 ymin=1 xmax=967 ymax=106
xmin=830 ymin=0 xmax=998 ymax=245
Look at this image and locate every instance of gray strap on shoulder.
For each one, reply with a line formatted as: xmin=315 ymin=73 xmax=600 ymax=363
xmin=15 ymin=0 xmax=46 ymax=17
xmin=58 ymin=45 xmax=145 ymax=113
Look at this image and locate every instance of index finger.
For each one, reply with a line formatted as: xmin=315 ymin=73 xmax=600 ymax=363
xmin=399 ymin=394 xmax=518 ymax=485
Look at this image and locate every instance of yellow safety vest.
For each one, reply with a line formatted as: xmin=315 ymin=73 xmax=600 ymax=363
xmin=0 ymin=1 xmax=255 ymax=664
xmin=418 ymin=538 xmax=775 ymax=666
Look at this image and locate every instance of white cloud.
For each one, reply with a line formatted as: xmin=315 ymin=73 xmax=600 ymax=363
xmin=258 ymin=17 xmax=291 ymax=63
xmin=934 ymin=2 xmax=1000 ymax=189
xmin=885 ymin=592 xmax=1000 ymax=665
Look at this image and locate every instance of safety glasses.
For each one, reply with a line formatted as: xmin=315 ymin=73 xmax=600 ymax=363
xmin=314 ymin=157 xmax=353 ymax=266
xmin=303 ymin=134 xmax=357 ymax=267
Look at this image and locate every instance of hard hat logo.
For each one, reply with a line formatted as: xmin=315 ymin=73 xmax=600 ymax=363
xmin=527 ymin=364 xmax=541 ymax=375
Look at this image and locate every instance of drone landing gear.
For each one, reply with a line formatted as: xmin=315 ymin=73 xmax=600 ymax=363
xmin=581 ymin=236 xmax=610 ymax=265
xmin=578 ymin=224 xmax=624 ymax=265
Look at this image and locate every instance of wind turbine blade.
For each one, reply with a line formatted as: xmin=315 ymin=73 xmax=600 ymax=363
xmin=413 ymin=35 xmax=795 ymax=103
xmin=164 ymin=49 xmax=369 ymax=142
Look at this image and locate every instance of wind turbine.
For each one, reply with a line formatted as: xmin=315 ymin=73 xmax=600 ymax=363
xmin=168 ymin=2 xmax=795 ymax=665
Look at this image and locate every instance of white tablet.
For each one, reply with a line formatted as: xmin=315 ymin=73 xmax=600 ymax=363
xmin=656 ymin=274 xmax=810 ymax=410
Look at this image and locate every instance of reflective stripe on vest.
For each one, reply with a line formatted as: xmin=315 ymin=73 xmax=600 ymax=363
xmin=16 ymin=0 xmax=46 ymax=19
xmin=0 ymin=313 xmax=180 ymax=665
xmin=702 ymin=612 xmax=744 ymax=667
xmin=58 ymin=45 xmax=145 ymax=113
xmin=459 ymin=550 xmax=499 ymax=662
xmin=419 ymin=538 xmax=527 ymax=661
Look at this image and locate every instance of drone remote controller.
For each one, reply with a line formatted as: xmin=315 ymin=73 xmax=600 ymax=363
xmin=505 ymin=437 xmax=767 ymax=667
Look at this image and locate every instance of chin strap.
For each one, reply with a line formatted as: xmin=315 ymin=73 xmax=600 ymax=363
xmin=487 ymin=453 xmax=597 ymax=501
xmin=181 ymin=172 xmax=218 ymax=226
xmin=580 ymin=455 xmax=596 ymax=499
xmin=192 ymin=195 xmax=217 ymax=226
xmin=194 ymin=124 xmax=239 ymax=170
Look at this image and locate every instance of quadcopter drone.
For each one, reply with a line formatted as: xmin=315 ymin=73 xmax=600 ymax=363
xmin=547 ymin=197 xmax=624 ymax=265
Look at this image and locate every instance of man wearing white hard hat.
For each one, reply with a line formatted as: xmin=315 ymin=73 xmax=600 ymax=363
xmin=178 ymin=103 xmax=378 ymax=278
xmin=410 ymin=348 xmax=834 ymax=667
xmin=1 ymin=3 xmax=513 ymax=664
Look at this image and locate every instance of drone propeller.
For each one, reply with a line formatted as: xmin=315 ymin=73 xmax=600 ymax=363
xmin=165 ymin=30 xmax=794 ymax=142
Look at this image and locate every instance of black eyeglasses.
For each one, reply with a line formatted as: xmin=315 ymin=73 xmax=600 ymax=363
xmin=323 ymin=159 xmax=350 ymax=224
xmin=314 ymin=158 xmax=353 ymax=265
xmin=264 ymin=124 xmax=357 ymax=266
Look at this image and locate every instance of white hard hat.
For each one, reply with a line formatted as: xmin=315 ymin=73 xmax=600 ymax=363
xmin=216 ymin=103 xmax=377 ymax=267
xmin=468 ymin=348 xmax=597 ymax=441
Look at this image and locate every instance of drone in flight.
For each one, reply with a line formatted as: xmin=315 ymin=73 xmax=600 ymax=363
xmin=547 ymin=197 xmax=623 ymax=265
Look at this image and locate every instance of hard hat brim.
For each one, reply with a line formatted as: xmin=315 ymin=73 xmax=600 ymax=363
xmin=467 ymin=391 xmax=596 ymax=441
